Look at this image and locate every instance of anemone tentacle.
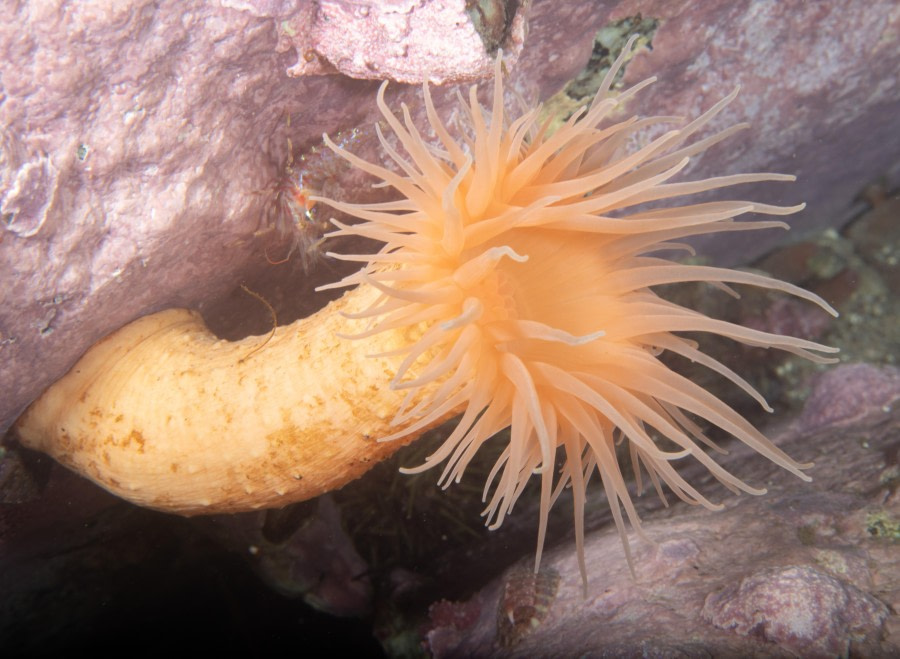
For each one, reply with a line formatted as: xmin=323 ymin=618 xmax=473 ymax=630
xmin=315 ymin=36 xmax=838 ymax=586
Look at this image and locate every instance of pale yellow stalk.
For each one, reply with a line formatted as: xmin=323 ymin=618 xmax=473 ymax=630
xmin=15 ymin=285 xmax=447 ymax=514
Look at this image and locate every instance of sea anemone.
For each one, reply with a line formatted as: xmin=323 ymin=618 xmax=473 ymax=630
xmin=315 ymin=40 xmax=839 ymax=583
xmin=14 ymin=39 xmax=838 ymax=587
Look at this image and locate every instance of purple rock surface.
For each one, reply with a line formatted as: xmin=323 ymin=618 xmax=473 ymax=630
xmin=282 ymin=0 xmax=528 ymax=83
xmin=797 ymin=362 xmax=900 ymax=432
xmin=703 ymin=565 xmax=888 ymax=657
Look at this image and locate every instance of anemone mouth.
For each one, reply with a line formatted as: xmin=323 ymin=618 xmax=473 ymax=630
xmin=315 ymin=36 xmax=838 ymax=586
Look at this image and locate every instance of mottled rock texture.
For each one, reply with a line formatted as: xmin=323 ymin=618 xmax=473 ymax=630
xmin=2 ymin=1 xmax=899 ymax=460
xmin=702 ymin=565 xmax=888 ymax=657
xmin=282 ymin=0 xmax=528 ymax=83
xmin=423 ymin=363 xmax=900 ymax=657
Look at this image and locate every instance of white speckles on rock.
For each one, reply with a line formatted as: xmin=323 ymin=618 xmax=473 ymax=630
xmin=1 ymin=154 xmax=58 ymax=238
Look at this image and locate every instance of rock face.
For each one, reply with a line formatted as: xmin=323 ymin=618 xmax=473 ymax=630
xmin=702 ymin=565 xmax=888 ymax=658
xmin=2 ymin=2 xmax=899 ymax=459
xmin=421 ymin=363 xmax=900 ymax=657
xmin=281 ymin=0 xmax=528 ymax=83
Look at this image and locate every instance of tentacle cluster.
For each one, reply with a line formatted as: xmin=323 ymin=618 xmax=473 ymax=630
xmin=315 ymin=38 xmax=838 ymax=584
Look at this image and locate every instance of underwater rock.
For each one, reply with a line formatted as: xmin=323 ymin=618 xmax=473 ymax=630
xmin=797 ymin=362 xmax=900 ymax=432
xmin=203 ymin=496 xmax=373 ymax=618
xmin=702 ymin=565 xmax=888 ymax=657
xmin=281 ymin=0 xmax=528 ymax=83
xmin=416 ymin=364 xmax=900 ymax=657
